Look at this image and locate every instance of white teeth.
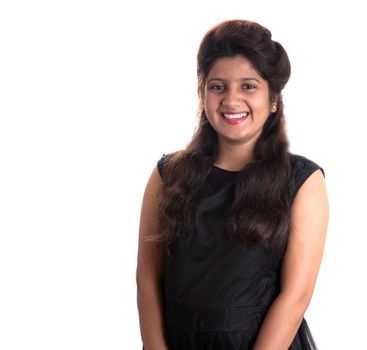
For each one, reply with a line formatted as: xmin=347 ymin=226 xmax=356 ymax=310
xmin=222 ymin=112 xmax=249 ymax=119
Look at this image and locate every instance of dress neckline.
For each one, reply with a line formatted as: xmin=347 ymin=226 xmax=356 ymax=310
xmin=211 ymin=164 xmax=240 ymax=175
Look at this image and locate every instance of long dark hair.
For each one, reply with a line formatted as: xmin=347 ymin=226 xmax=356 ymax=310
xmin=158 ymin=19 xmax=292 ymax=253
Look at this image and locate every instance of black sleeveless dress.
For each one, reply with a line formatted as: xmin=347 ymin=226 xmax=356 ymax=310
xmin=157 ymin=154 xmax=323 ymax=350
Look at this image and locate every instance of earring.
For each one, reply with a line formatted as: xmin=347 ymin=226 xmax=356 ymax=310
xmin=271 ymin=105 xmax=277 ymax=112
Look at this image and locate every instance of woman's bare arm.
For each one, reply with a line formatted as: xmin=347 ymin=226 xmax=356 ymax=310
xmin=252 ymin=169 xmax=329 ymax=350
xmin=136 ymin=167 xmax=169 ymax=350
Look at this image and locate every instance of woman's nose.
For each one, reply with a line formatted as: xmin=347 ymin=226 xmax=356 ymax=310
xmin=221 ymin=88 xmax=243 ymax=108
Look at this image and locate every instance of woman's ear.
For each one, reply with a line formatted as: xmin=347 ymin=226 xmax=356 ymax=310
xmin=197 ymin=76 xmax=206 ymax=100
xmin=198 ymin=85 xmax=204 ymax=99
xmin=270 ymin=94 xmax=280 ymax=112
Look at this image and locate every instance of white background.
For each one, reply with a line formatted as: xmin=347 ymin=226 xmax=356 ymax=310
xmin=1 ymin=0 xmax=366 ymax=349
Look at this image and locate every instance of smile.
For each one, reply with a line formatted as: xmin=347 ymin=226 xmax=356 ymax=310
xmin=221 ymin=112 xmax=249 ymax=120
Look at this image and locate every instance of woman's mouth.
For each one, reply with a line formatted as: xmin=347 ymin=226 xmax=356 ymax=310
xmin=221 ymin=112 xmax=249 ymax=124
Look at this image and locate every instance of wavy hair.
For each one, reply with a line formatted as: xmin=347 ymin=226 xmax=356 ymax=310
xmin=158 ymin=19 xmax=292 ymax=253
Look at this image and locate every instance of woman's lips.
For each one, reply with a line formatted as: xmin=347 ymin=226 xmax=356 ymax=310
xmin=221 ymin=112 xmax=249 ymax=124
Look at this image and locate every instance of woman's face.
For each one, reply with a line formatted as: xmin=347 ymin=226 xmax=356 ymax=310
xmin=203 ymin=55 xmax=274 ymax=148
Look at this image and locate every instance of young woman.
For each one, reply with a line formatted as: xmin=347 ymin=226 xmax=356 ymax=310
xmin=137 ymin=19 xmax=328 ymax=350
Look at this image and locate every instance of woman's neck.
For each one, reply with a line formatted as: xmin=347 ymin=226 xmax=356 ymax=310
xmin=214 ymin=140 xmax=255 ymax=171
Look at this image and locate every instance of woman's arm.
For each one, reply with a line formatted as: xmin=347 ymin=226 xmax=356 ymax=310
xmin=136 ymin=167 xmax=169 ymax=350
xmin=252 ymin=169 xmax=329 ymax=350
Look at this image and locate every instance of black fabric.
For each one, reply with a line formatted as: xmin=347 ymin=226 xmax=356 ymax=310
xmin=157 ymin=153 xmax=323 ymax=350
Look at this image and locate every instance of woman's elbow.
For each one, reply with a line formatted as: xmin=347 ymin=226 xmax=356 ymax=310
xmin=279 ymin=288 xmax=314 ymax=315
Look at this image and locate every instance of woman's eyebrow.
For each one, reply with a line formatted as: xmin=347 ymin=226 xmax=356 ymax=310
xmin=207 ymin=77 xmax=260 ymax=83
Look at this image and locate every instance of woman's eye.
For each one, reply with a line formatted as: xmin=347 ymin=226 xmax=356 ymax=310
xmin=210 ymin=85 xmax=225 ymax=91
xmin=242 ymin=84 xmax=255 ymax=90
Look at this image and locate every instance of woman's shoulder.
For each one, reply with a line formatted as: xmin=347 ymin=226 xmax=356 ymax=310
xmin=157 ymin=151 xmax=181 ymax=178
xmin=289 ymin=153 xmax=325 ymax=200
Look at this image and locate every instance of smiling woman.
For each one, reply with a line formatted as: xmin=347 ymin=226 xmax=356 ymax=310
xmin=136 ymin=19 xmax=328 ymax=350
